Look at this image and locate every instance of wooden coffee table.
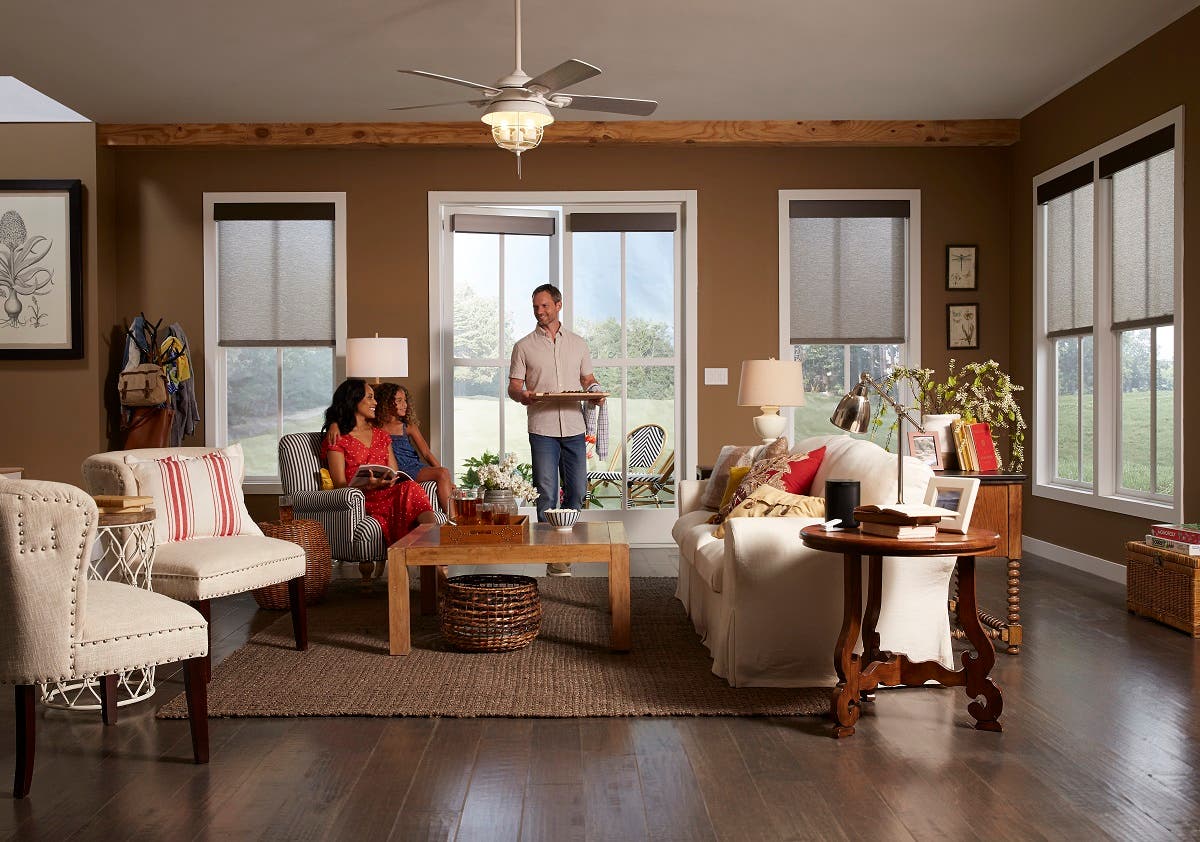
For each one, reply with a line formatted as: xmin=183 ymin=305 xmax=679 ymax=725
xmin=386 ymin=521 xmax=631 ymax=655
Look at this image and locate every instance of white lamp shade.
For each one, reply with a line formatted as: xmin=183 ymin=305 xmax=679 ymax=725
xmin=737 ymin=359 xmax=806 ymax=407
xmin=346 ymin=337 xmax=408 ymax=379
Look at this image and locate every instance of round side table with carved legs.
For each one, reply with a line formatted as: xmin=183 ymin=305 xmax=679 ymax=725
xmin=799 ymin=525 xmax=1003 ymax=739
xmin=41 ymin=509 xmax=158 ymax=711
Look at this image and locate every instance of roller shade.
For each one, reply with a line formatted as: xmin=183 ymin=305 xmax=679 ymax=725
xmin=217 ymin=215 xmax=335 ymax=347
xmin=213 ymin=202 xmax=334 ymax=221
xmin=788 ymin=202 xmax=908 ymax=344
xmin=568 ymin=212 xmax=678 ymax=232
xmin=1036 ymin=163 xmax=1093 ymax=206
xmin=1044 ymin=183 xmax=1094 ymax=337
xmin=1109 ymin=147 xmax=1175 ymax=328
xmin=451 ymin=214 xmax=555 ymax=235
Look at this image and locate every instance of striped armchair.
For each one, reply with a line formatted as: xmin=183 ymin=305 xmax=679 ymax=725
xmin=277 ymin=433 xmax=447 ymax=579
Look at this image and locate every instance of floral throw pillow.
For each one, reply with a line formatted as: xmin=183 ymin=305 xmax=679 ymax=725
xmin=711 ymin=445 xmax=827 ymax=524
xmin=712 ymin=484 xmax=826 ymax=538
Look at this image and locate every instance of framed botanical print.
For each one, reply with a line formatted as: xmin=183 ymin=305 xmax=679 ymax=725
xmin=0 ymin=180 xmax=84 ymax=359
xmin=946 ymin=244 xmax=977 ymax=290
xmin=947 ymin=303 xmax=979 ymax=350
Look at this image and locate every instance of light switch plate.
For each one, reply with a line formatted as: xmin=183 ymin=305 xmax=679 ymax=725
xmin=704 ymin=367 xmax=728 ymax=386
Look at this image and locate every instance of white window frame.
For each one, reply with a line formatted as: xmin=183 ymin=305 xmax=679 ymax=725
xmin=777 ymin=189 xmax=923 ymax=436
xmin=428 ymin=190 xmax=698 ymax=547
xmin=1032 ymin=107 xmax=1184 ymax=521
xmin=202 ymin=192 xmax=348 ymax=494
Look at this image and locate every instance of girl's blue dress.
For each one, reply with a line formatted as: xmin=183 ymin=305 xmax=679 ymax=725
xmin=390 ymin=424 xmax=425 ymax=478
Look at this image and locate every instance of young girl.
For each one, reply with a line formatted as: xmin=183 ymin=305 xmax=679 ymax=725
xmin=320 ymin=379 xmax=435 ymax=545
xmin=371 ymin=382 xmax=456 ymax=519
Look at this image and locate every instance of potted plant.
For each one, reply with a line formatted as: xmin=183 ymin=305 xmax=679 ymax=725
xmin=459 ymin=451 xmax=539 ymax=506
xmin=871 ymin=360 xmax=1026 ymax=471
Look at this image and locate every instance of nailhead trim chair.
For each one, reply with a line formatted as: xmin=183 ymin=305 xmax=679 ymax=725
xmin=0 ymin=479 xmax=209 ymax=798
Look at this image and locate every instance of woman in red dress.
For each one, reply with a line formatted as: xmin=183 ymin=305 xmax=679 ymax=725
xmin=321 ymin=379 xmax=435 ymax=545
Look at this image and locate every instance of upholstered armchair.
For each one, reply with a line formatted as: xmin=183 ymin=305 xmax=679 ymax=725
xmin=0 ymin=479 xmax=209 ymax=798
xmin=278 ymin=433 xmax=448 ymax=579
xmin=81 ymin=446 xmax=309 ymax=678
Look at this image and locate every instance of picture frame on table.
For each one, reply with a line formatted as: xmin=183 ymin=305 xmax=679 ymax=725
xmin=0 ymin=179 xmax=84 ymax=360
xmin=946 ymin=244 xmax=977 ymax=290
xmin=924 ymin=475 xmax=981 ymax=534
xmin=907 ymin=430 xmax=944 ymax=469
xmin=947 ymin=303 xmax=980 ymax=350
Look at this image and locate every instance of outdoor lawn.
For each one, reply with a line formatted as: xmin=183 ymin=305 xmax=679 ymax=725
xmin=1057 ymin=390 xmax=1174 ymax=494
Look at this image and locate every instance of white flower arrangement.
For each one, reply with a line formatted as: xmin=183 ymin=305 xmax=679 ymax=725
xmin=460 ymin=451 xmax=539 ymax=502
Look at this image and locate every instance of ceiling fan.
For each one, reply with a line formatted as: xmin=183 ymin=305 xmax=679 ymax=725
xmin=393 ymin=0 xmax=658 ymax=174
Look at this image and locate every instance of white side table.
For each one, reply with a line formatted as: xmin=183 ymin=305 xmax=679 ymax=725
xmin=41 ymin=509 xmax=158 ymax=710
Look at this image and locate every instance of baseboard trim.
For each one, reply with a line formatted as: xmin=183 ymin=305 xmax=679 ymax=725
xmin=1023 ymin=535 xmax=1127 ymax=584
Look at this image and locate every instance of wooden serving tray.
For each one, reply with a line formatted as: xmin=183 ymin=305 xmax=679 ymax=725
xmin=440 ymin=515 xmax=530 ymax=545
xmin=532 ymin=392 xmax=611 ymax=400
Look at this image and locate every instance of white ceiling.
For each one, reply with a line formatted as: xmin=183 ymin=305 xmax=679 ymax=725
xmin=6 ymin=0 xmax=1198 ymax=124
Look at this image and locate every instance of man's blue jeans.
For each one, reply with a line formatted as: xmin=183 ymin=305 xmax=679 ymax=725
xmin=529 ymin=433 xmax=587 ymax=522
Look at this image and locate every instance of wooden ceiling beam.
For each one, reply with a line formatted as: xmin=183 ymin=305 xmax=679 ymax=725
xmin=97 ymin=119 xmax=1018 ymax=149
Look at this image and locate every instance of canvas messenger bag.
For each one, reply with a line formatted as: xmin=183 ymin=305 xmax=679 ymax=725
xmin=118 ymin=363 xmax=169 ymax=407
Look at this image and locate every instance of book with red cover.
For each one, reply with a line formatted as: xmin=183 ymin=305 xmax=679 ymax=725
xmin=969 ymin=423 xmax=999 ymax=472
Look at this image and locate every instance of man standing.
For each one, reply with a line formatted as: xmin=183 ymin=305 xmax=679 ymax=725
xmin=509 ymin=283 xmax=601 ymax=576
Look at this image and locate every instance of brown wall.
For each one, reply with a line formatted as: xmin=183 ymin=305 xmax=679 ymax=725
xmin=111 ymin=145 xmax=1011 ymax=484
xmin=0 ymin=122 xmax=110 ymax=483
xmin=1010 ymin=7 xmax=1200 ymax=563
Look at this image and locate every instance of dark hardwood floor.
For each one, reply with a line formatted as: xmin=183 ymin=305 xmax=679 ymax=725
xmin=3 ymin=553 xmax=1198 ymax=841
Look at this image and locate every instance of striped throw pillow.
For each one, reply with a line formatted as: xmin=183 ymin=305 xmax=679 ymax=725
xmin=126 ymin=445 xmax=263 ymax=544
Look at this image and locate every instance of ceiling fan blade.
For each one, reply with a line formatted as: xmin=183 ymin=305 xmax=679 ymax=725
xmin=398 ymin=69 xmax=502 ymax=96
xmin=525 ymin=59 xmax=602 ymax=94
xmin=553 ymin=95 xmax=658 ymax=117
xmin=388 ymin=99 xmax=491 ymax=112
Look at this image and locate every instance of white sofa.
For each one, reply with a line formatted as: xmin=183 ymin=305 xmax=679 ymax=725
xmin=674 ymin=434 xmax=956 ymax=687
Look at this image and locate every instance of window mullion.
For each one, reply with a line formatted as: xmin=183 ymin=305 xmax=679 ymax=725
xmin=277 ymin=347 xmax=284 ymax=443
xmin=1149 ymin=326 xmax=1157 ymax=494
xmin=498 ymin=234 xmax=506 ymax=456
xmin=1076 ymin=337 xmax=1083 ymax=483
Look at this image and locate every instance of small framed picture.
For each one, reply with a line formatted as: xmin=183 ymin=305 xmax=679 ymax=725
xmin=946 ymin=245 xmax=977 ymax=290
xmin=924 ymin=475 xmax=981 ymax=534
xmin=907 ymin=430 xmax=943 ymax=469
xmin=947 ymin=303 xmax=979 ymax=350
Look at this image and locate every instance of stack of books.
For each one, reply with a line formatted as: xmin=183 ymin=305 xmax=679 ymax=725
xmin=92 ymin=494 xmax=153 ymax=514
xmin=854 ymin=503 xmax=959 ymax=540
xmin=1146 ymin=523 xmax=1200 ymax=556
xmin=951 ymin=420 xmax=1000 ymax=472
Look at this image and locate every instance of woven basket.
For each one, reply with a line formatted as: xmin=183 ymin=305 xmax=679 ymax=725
xmin=1126 ymin=541 xmax=1200 ymax=637
xmin=440 ymin=574 xmax=541 ymax=652
xmin=254 ymin=519 xmax=333 ymax=609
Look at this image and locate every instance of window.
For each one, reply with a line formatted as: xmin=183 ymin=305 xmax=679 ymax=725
xmin=431 ymin=192 xmax=695 ymax=543
xmin=1034 ymin=111 xmax=1182 ymax=518
xmin=779 ymin=192 xmax=921 ymax=448
xmin=203 ymin=194 xmax=347 ymax=489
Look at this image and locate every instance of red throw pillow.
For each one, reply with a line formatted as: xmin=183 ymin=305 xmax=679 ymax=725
xmin=780 ymin=445 xmax=825 ymax=495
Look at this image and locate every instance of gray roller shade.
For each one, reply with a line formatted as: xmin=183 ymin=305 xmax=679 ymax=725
xmin=1110 ymin=148 xmax=1175 ymax=328
xmin=1045 ymin=183 xmax=1094 ymax=337
xmin=217 ymin=217 xmax=335 ymax=346
xmin=451 ymin=214 xmax=555 ymax=235
xmin=788 ymin=206 xmax=908 ymax=344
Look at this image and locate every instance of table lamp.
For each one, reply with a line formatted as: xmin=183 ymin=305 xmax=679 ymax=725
xmin=830 ymin=371 xmax=924 ymax=504
xmin=346 ymin=334 xmax=408 ymax=385
xmin=737 ymin=358 xmax=806 ymax=444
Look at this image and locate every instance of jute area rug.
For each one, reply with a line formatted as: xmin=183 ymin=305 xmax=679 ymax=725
xmin=158 ymin=577 xmax=827 ymax=718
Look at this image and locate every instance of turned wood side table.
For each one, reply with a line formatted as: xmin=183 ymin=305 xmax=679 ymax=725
xmin=799 ymin=525 xmax=1004 ymax=739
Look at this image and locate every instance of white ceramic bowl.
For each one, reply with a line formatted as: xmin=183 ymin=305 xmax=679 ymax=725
xmin=544 ymin=508 xmax=579 ymax=531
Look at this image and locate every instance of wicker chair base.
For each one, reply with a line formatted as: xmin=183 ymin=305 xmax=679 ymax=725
xmin=440 ymin=574 xmax=542 ymax=652
xmin=254 ymin=519 xmax=333 ymax=609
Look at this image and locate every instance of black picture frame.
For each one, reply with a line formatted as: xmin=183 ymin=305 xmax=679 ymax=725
xmin=947 ymin=303 xmax=980 ymax=350
xmin=946 ymin=244 xmax=978 ymax=290
xmin=0 ymin=179 xmax=84 ymax=360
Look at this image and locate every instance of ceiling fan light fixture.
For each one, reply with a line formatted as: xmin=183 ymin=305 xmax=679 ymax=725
xmin=481 ymin=100 xmax=553 ymax=154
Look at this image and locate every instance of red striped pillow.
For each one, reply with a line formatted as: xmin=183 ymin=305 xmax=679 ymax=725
xmin=127 ymin=445 xmax=262 ymax=543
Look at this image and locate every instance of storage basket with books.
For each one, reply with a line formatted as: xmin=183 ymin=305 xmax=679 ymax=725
xmin=1127 ymin=523 xmax=1200 ymax=637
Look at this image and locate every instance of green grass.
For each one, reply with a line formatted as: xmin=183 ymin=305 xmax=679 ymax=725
xmin=1056 ymin=389 xmax=1174 ymax=494
xmin=793 ymin=392 xmax=899 ymax=453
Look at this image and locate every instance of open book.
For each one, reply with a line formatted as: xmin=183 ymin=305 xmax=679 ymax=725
xmin=349 ymin=464 xmax=414 ymax=489
xmin=854 ymin=503 xmax=959 ymax=526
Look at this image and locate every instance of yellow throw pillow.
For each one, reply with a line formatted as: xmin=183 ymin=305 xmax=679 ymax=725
xmin=319 ymin=468 xmax=334 ymax=490
xmin=719 ymin=466 xmax=752 ymax=511
xmin=713 ymin=484 xmax=825 ymax=538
